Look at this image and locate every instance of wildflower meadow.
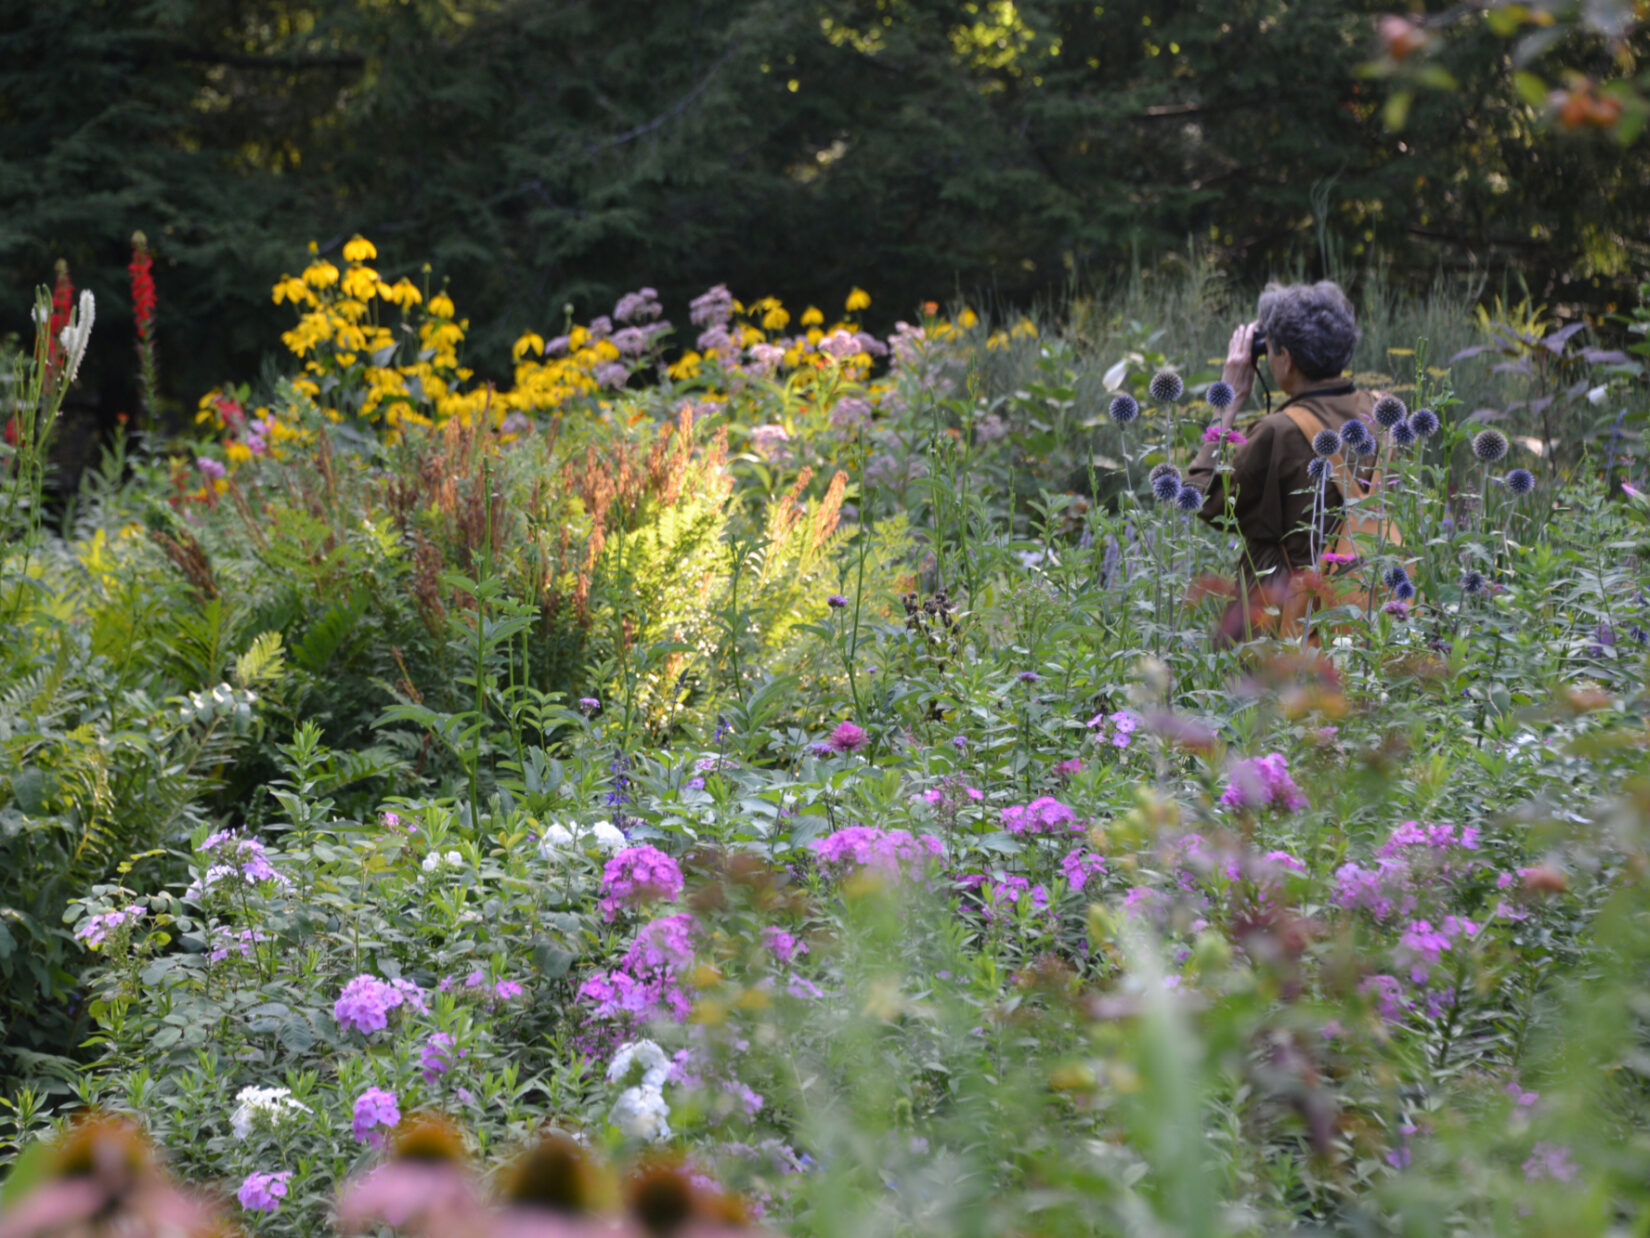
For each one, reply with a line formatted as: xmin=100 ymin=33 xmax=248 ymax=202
xmin=3 ymin=224 xmax=1650 ymax=1238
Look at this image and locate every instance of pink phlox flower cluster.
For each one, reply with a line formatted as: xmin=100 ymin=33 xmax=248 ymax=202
xmin=762 ymin=926 xmax=806 ymax=963
xmin=1001 ymin=796 xmax=1079 ymax=836
xmin=208 ymin=926 xmax=271 ymax=962
xmin=1053 ymin=757 xmax=1085 ymax=779
xmin=1378 ymin=820 xmax=1480 ymax=859
xmin=189 ymin=829 xmax=289 ymax=896
xmin=915 ymin=779 xmax=984 ymax=810
xmin=811 ymin=826 xmax=944 ymax=879
xmin=1397 ymin=915 xmax=1478 ymax=982
xmin=237 ymin=1170 xmax=292 ymax=1214
xmin=459 ymin=969 xmax=525 ymax=1005
xmin=1219 ymin=753 xmax=1308 ymax=814
xmin=1507 ymin=1080 xmax=1540 ymax=1108
xmin=578 ymin=913 xmax=699 ymax=1024
xmin=1361 ymin=973 xmax=1413 ymax=1022
xmin=1120 ymin=886 xmax=1162 ymax=918
xmin=670 ymin=1048 xmax=765 ymax=1120
xmin=333 ymin=974 xmax=427 ymax=1035
xmin=600 ymin=845 xmax=685 ymax=921
xmin=1059 ymin=849 xmax=1108 ymax=893
xmin=74 ymin=905 xmax=146 ymax=947
xmin=352 ymin=1087 xmax=399 ymax=1148
xmin=420 ymin=1031 xmax=466 ymax=1083
xmin=1522 ymin=1141 xmax=1578 ymax=1185
xmin=1086 ymin=708 xmax=1140 ymax=749
xmin=1334 ymin=857 xmax=1416 ymax=921
xmin=973 ymin=874 xmax=1049 ymax=920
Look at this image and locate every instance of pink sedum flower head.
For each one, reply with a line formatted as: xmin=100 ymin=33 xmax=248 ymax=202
xmin=599 ymin=845 xmax=685 ymax=921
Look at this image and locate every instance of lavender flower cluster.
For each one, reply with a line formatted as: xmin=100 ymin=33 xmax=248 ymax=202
xmin=333 ymin=973 xmax=429 ymax=1036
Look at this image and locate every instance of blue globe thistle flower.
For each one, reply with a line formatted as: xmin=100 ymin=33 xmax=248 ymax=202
xmin=1505 ymin=467 xmax=1535 ymax=495
xmin=1340 ymin=419 xmax=1373 ymax=451
xmin=1343 ymin=433 xmax=1375 ymax=458
xmin=1410 ymin=408 xmax=1440 ymax=437
xmin=1460 ymin=570 xmax=1486 ymax=596
xmin=1392 ymin=579 xmax=1416 ymax=601
xmin=1108 ymin=393 xmax=1140 ymax=425
xmin=1382 ymin=564 xmax=1410 ymax=589
xmin=1206 ymin=380 xmax=1235 ymax=410
xmin=1149 ymin=370 xmax=1185 ymax=403
xmin=1390 ymin=418 xmax=1417 ymax=447
xmin=1312 ymin=428 xmax=1342 ymax=457
xmin=1148 ymin=462 xmax=1180 ymax=488
xmin=1153 ymin=472 xmax=1183 ymax=502
xmin=1175 ymin=483 xmax=1204 ymax=511
xmin=1472 ymin=428 xmax=1509 ymax=462
xmin=1307 ymin=457 xmax=1333 ymax=483
xmin=1373 ymin=395 xmax=1408 ymax=428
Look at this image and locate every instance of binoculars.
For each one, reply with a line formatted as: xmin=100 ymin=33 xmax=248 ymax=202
xmin=1249 ymin=332 xmax=1269 ymax=367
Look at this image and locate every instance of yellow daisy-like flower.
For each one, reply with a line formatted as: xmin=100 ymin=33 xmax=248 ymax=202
xmin=272 ymin=276 xmax=314 ymax=307
xmin=846 ymin=287 xmax=871 ymax=312
xmin=957 ymin=307 xmax=979 ymax=329
xmin=302 ymin=260 xmax=340 ymax=290
xmin=382 ymin=279 xmax=423 ymax=309
xmin=800 ymin=306 xmax=824 ymax=327
xmin=667 ymin=350 xmax=702 ymax=380
xmin=225 ymin=441 xmax=253 ymax=466
xmin=512 ymin=331 xmax=545 ymax=361
xmin=761 ymin=305 xmax=790 ymax=331
xmin=1011 ymin=318 xmax=1037 ymax=339
xmin=429 ymin=291 xmax=456 ymax=319
xmin=341 ymin=266 xmax=379 ymax=301
xmin=342 ymin=235 xmax=378 ymax=263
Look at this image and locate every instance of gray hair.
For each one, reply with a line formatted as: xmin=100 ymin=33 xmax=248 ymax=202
xmin=1256 ymin=281 xmax=1359 ymax=380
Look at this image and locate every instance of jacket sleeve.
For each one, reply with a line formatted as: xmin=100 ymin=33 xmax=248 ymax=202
xmin=1192 ymin=418 xmax=1282 ymax=537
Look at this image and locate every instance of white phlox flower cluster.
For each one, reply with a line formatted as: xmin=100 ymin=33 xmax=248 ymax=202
xmin=230 ymin=1085 xmax=311 ymax=1140
xmin=606 ymin=1039 xmax=671 ymax=1141
xmin=537 ymin=820 xmax=626 ymax=859
xmin=421 ymin=849 xmax=465 ymax=874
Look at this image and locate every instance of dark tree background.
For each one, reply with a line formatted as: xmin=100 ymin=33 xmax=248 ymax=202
xmin=3 ymin=0 xmax=1647 ymax=423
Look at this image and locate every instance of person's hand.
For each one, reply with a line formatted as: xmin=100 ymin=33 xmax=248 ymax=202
xmin=1220 ymin=321 xmax=1258 ymax=418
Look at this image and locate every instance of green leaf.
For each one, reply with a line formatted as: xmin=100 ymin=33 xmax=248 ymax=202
xmin=1513 ymin=71 xmax=1548 ymax=108
xmin=1382 ymin=90 xmax=1413 ymax=130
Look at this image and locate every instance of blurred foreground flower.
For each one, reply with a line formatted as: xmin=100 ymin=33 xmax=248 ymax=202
xmin=337 ymin=1114 xmax=482 ymax=1236
xmin=0 ymin=1115 xmax=218 ymax=1238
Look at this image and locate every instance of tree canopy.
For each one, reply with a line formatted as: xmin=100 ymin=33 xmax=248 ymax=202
xmin=3 ymin=0 xmax=1647 ymax=414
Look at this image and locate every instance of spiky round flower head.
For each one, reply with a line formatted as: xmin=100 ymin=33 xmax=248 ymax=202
xmin=1392 ymin=579 xmax=1416 ymax=601
xmin=1149 ymin=370 xmax=1185 ymax=404
xmin=1306 ymin=457 xmax=1333 ymax=483
xmin=1410 ymin=407 xmax=1440 ymax=437
xmin=1505 ymin=467 xmax=1536 ymax=496
xmin=1312 ymin=428 xmax=1342 ymax=457
xmin=1175 ymin=483 xmax=1204 ymax=511
xmin=1108 ymin=393 xmax=1140 ymax=425
xmin=1390 ymin=418 xmax=1417 ymax=448
xmin=1373 ymin=395 xmax=1408 ymax=429
xmin=1460 ymin=570 xmax=1486 ymax=596
xmin=1382 ymin=564 xmax=1410 ymax=589
xmin=1206 ymin=380 xmax=1235 ymax=410
xmin=1472 ymin=428 xmax=1509 ymax=462
xmin=1153 ymin=472 xmax=1183 ymax=502
xmin=1148 ymin=462 xmax=1180 ymax=487
xmin=1340 ymin=419 xmax=1373 ymax=451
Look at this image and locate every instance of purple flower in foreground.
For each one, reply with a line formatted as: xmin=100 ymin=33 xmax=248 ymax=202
xmin=826 ymin=721 xmax=869 ymax=753
xmin=827 ymin=594 xmax=849 ymax=608
xmin=238 ymin=1170 xmax=292 ymax=1213
xmin=352 ymin=1087 xmax=400 ymax=1148
xmin=599 ymin=845 xmax=685 ymax=921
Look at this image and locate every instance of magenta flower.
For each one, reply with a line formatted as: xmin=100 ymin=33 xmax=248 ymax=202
xmin=334 ymin=974 xmax=425 ymax=1035
xmin=1001 ymin=797 xmax=1079 ymax=836
xmin=237 ymin=1170 xmax=292 ymax=1213
xmin=420 ymin=1032 xmax=465 ymax=1083
xmin=1218 ymin=753 xmax=1307 ymax=814
xmin=811 ymin=826 xmax=944 ymax=881
xmin=599 ymin=845 xmax=685 ymax=921
xmin=1059 ymin=849 xmax=1108 ymax=893
xmin=826 ymin=721 xmax=869 ymax=753
xmin=352 ymin=1087 xmax=400 ymax=1147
